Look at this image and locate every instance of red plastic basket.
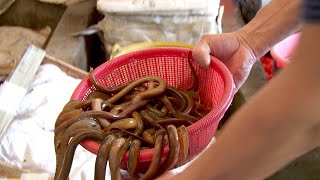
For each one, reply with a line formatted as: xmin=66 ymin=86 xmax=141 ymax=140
xmin=71 ymin=47 xmax=234 ymax=172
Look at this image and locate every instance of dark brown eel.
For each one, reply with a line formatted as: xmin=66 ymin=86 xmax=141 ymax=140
xmin=128 ymin=139 xmax=142 ymax=177
xmin=158 ymin=125 xmax=180 ymax=174
xmin=160 ymin=95 xmax=198 ymax=123
xmin=109 ymin=137 xmax=126 ymax=180
xmin=107 ymin=76 xmax=166 ymax=104
xmin=110 ymin=111 xmax=144 ymax=180
xmin=92 ymin=98 xmax=110 ymax=128
xmin=89 ymin=68 xmax=128 ymax=94
xmin=55 ymin=100 xmax=149 ymax=134
xmin=140 ymin=129 xmax=166 ymax=180
xmin=176 ymin=125 xmax=189 ymax=166
xmin=55 ymin=109 xmax=82 ymax=128
xmin=94 ymin=134 xmax=117 ymax=180
xmin=156 ymin=118 xmax=193 ymax=127
xmin=142 ymin=128 xmax=156 ymax=145
xmin=87 ymin=91 xmax=111 ymax=101
xmin=103 ymin=118 xmax=137 ymax=134
xmin=187 ymin=50 xmax=199 ymax=92
xmin=140 ymin=110 xmax=163 ymax=129
xmin=54 ymin=129 xmax=105 ymax=180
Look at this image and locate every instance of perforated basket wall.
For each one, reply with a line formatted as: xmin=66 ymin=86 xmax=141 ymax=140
xmin=71 ymin=47 xmax=234 ymax=173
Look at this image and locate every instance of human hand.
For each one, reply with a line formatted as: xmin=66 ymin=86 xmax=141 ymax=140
xmin=192 ymin=31 xmax=258 ymax=91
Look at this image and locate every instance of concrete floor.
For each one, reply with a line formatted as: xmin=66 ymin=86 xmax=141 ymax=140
xmin=220 ymin=0 xmax=320 ymax=179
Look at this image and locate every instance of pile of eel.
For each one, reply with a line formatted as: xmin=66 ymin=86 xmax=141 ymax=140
xmin=54 ymin=59 xmax=210 ymax=180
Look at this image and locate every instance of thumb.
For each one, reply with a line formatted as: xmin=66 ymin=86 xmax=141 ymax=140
xmin=192 ymin=38 xmax=212 ymax=68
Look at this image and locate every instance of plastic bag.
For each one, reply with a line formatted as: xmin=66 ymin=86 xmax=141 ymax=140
xmin=95 ymin=0 xmax=223 ymax=53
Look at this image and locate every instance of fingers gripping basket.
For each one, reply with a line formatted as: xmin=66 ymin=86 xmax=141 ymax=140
xmin=71 ymin=47 xmax=234 ymax=172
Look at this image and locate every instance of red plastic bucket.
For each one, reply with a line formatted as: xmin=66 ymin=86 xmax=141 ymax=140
xmin=261 ymin=33 xmax=301 ymax=80
xmin=270 ymin=32 xmax=301 ymax=68
xmin=71 ymin=47 xmax=234 ymax=172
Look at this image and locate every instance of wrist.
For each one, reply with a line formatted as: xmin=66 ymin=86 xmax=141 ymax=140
xmin=235 ymin=28 xmax=265 ymax=62
xmin=236 ymin=0 xmax=302 ymax=60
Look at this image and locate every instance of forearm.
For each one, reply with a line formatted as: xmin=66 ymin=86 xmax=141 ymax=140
xmin=238 ymin=0 xmax=302 ymax=59
xmin=174 ymin=25 xmax=320 ymax=180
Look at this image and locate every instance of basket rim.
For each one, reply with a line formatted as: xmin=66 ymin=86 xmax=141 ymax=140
xmin=70 ymin=47 xmax=234 ymax=162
